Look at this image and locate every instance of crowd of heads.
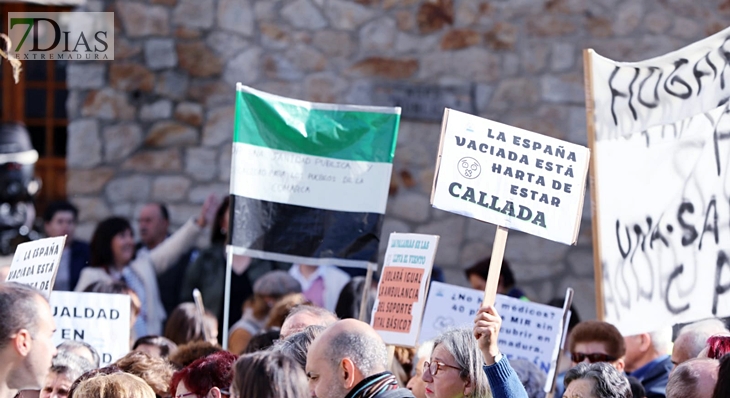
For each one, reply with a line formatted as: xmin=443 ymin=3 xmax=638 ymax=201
xmin=4 ymin=198 xmax=730 ymax=398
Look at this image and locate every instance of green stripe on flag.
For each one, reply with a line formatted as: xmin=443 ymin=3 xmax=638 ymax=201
xmin=234 ymin=89 xmax=400 ymax=163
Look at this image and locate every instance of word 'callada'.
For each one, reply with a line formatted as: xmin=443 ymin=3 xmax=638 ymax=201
xmin=448 ymin=182 xmax=546 ymax=227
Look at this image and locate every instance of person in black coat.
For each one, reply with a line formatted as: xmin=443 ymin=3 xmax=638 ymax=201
xmin=43 ymin=200 xmax=90 ymax=291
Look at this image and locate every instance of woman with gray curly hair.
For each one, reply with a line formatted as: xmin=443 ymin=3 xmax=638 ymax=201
xmin=564 ymin=362 xmax=632 ymax=398
xmin=422 ymin=328 xmax=491 ymax=398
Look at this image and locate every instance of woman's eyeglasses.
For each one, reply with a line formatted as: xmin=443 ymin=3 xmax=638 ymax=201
xmin=423 ymin=360 xmax=463 ymax=376
xmin=571 ymin=352 xmax=617 ymax=363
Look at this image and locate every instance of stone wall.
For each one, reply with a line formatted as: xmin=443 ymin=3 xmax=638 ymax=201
xmin=66 ymin=0 xmax=730 ymax=321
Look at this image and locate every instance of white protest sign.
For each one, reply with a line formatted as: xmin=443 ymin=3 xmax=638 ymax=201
xmin=420 ymin=282 xmax=565 ymax=392
xmin=431 ymin=109 xmax=590 ymax=245
xmin=371 ymin=233 xmax=438 ymax=347
xmin=5 ymin=236 xmax=66 ymax=297
xmin=50 ymin=291 xmax=131 ymax=366
xmin=586 ymin=26 xmax=730 ymax=335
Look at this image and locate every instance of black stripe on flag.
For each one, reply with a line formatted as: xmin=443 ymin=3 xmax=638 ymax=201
xmin=229 ymin=195 xmax=384 ymax=264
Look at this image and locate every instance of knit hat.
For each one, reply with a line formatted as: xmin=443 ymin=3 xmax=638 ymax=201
xmin=253 ymin=270 xmax=302 ymax=297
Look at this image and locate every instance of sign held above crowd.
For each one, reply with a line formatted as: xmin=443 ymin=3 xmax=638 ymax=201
xmin=5 ymin=235 xmax=66 ymax=297
xmin=370 ymin=233 xmax=438 ymax=347
xmin=431 ymin=109 xmax=590 ymax=246
xmin=50 ymin=291 xmax=131 ymax=366
xmin=585 ymin=26 xmax=730 ymax=335
xmin=431 ymin=109 xmax=590 ymax=306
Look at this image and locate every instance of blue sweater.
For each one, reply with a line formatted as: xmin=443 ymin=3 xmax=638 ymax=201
xmin=483 ymin=357 xmax=529 ymax=398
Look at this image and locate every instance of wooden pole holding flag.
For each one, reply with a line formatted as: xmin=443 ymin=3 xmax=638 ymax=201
xmin=482 ymin=226 xmax=509 ymax=307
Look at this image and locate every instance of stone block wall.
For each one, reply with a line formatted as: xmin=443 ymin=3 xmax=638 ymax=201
xmin=66 ymin=0 xmax=730 ymax=321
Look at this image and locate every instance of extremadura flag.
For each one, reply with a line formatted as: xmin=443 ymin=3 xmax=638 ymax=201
xmin=228 ymin=84 xmax=401 ymax=269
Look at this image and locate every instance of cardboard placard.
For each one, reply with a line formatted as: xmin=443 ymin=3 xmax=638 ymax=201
xmin=420 ymin=282 xmax=567 ymax=392
xmin=50 ymin=291 xmax=131 ymax=366
xmin=371 ymin=233 xmax=438 ymax=347
xmin=431 ymin=109 xmax=590 ymax=245
xmin=5 ymin=236 xmax=66 ymax=297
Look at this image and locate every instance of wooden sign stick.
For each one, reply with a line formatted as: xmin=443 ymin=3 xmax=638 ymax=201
xmin=482 ymin=226 xmax=509 ymax=306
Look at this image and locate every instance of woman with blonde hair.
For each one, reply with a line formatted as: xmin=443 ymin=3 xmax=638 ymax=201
xmin=72 ymin=373 xmax=155 ymax=398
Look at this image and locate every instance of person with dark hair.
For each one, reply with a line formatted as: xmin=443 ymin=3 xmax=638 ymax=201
xmin=168 ymin=341 xmax=221 ymax=369
xmin=569 ymin=321 xmax=626 ymax=371
xmin=564 ymin=362 xmax=632 ymax=398
xmin=465 ymin=257 xmax=527 ymax=300
xmin=627 ymin=376 xmax=647 ymax=398
xmin=133 ymin=335 xmax=178 ymax=359
xmin=181 ymin=197 xmax=290 ymax=342
xmin=242 ymin=330 xmax=281 ymax=354
xmin=712 ymin=354 xmax=730 ymax=398
xmin=57 ymin=340 xmax=101 ymax=369
xmin=231 ymin=351 xmax=308 ymax=398
xmin=0 ymin=283 xmax=57 ymax=398
xmin=39 ymin=351 xmax=94 ymax=398
xmin=272 ymin=325 xmax=326 ymax=369
xmin=136 ymin=203 xmax=170 ymax=252
xmin=280 ymin=304 xmax=338 ymax=339
xmin=170 ymin=351 xmax=237 ymax=398
xmin=75 ymin=197 xmax=216 ymax=337
xmin=335 ymin=276 xmax=377 ymax=323
xmin=164 ymin=302 xmax=219 ymax=346
xmin=43 ymin=200 xmax=89 ymax=291
xmin=114 ymin=351 xmax=175 ymax=397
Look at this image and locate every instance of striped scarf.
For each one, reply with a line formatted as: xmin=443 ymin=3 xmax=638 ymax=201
xmin=345 ymin=372 xmax=400 ymax=398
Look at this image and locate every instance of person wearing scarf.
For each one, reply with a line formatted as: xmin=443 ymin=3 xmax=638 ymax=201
xmin=306 ymin=319 xmax=415 ymax=398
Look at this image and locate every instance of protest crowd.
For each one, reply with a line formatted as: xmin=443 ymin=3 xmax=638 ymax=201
xmin=0 ymin=195 xmax=728 ymax=398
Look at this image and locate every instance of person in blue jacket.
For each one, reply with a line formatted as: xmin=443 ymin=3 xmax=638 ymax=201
xmin=474 ymin=305 xmax=529 ymax=398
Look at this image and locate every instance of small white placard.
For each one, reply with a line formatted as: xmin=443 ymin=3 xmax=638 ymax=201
xmin=5 ymin=236 xmax=66 ymax=297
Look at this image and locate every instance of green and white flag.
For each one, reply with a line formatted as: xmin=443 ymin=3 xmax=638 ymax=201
xmin=229 ymin=84 xmax=401 ymax=269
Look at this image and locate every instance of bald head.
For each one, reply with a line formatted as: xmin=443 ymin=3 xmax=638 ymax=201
xmin=306 ymin=319 xmax=388 ymax=397
xmin=667 ymin=358 xmax=718 ymax=398
xmin=317 ymin=319 xmax=388 ymax=375
xmin=672 ymin=319 xmax=729 ymax=367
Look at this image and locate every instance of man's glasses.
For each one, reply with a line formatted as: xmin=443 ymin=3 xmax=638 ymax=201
xmin=571 ymin=352 xmax=617 ymax=363
xmin=423 ymin=360 xmax=463 ymax=376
